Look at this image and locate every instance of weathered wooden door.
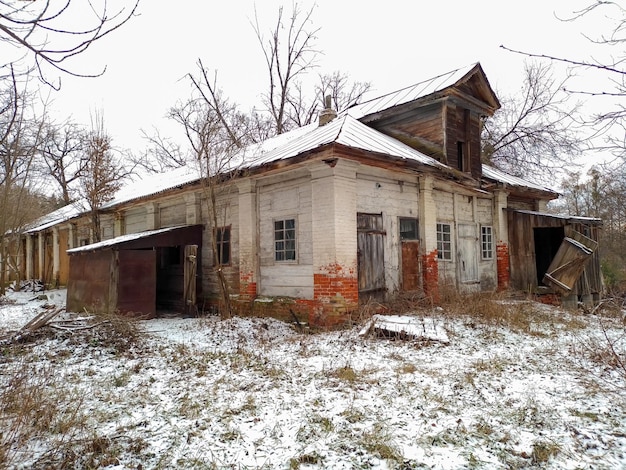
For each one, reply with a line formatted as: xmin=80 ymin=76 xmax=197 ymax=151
xmin=542 ymin=230 xmax=597 ymax=294
xmin=117 ymin=249 xmax=156 ymax=317
xmin=183 ymin=245 xmax=198 ymax=316
xmin=457 ymin=224 xmax=479 ymax=290
xmin=401 ymin=242 xmax=420 ymax=290
xmin=357 ymin=213 xmax=385 ymax=294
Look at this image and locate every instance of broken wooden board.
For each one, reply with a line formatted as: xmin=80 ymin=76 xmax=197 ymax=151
xmin=359 ymin=314 xmax=449 ymax=343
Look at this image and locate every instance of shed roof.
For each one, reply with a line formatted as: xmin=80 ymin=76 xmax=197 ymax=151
xmin=509 ymin=209 xmax=602 ymax=225
xmin=67 ymin=225 xmax=202 ymax=254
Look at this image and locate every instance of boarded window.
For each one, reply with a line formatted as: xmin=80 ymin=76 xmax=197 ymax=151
xmin=215 ymin=226 xmax=231 ymax=266
xmin=481 ymin=226 xmax=493 ymax=259
xmin=275 ymin=219 xmax=296 ymax=261
xmin=436 ymin=223 xmax=452 ymax=260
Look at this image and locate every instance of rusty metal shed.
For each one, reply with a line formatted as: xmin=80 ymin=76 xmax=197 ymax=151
xmin=507 ymin=210 xmax=603 ymax=302
xmin=66 ymin=225 xmax=202 ymax=317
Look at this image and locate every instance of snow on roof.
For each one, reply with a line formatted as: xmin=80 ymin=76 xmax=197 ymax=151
xmin=25 ymin=201 xmax=84 ymax=233
xmin=67 ymin=225 xmax=189 ymax=253
xmin=511 ymin=209 xmax=602 ymax=224
xmin=247 ymin=114 xmax=447 ymax=169
xmin=481 ymin=164 xmax=557 ymax=194
xmin=344 ymin=63 xmax=478 ymax=120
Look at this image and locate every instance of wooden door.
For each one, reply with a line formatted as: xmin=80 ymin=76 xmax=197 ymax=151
xmin=183 ymin=245 xmax=198 ymax=316
xmin=542 ymin=230 xmax=597 ymax=294
xmin=357 ymin=213 xmax=385 ymax=294
xmin=401 ymin=241 xmax=420 ymax=291
xmin=457 ymin=224 xmax=479 ymax=290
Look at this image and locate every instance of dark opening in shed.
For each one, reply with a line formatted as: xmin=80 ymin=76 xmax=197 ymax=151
xmin=66 ymin=225 xmax=202 ymax=318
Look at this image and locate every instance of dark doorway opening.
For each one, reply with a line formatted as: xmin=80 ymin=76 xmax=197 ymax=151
xmin=533 ymin=227 xmax=564 ymax=285
xmin=156 ymin=245 xmax=184 ymax=312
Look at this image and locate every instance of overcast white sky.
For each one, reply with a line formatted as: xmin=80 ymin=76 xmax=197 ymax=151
xmin=44 ymin=0 xmax=610 ymax=157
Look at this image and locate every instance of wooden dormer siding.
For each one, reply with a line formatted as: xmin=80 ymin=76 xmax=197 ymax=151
xmin=356 ymin=63 xmax=500 ymax=182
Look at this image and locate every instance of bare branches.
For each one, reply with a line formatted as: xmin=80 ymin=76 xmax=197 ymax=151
xmin=0 ymin=0 xmax=140 ymax=86
xmin=39 ymin=120 xmax=87 ymax=204
xmin=501 ymin=1 xmax=626 ymax=162
xmin=481 ymin=61 xmax=584 ymax=182
xmin=252 ymin=2 xmax=320 ymax=134
xmin=78 ymin=111 xmax=129 ymax=242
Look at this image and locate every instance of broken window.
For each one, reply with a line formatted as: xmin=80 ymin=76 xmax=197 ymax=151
xmin=275 ymin=218 xmax=296 ymax=261
xmin=215 ymin=226 xmax=231 ymax=266
xmin=481 ymin=225 xmax=493 ymax=259
xmin=436 ymin=223 xmax=452 ymax=260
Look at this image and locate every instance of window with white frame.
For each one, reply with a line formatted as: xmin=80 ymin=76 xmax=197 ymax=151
xmin=436 ymin=223 xmax=452 ymax=260
xmin=481 ymin=225 xmax=493 ymax=259
xmin=274 ymin=218 xmax=296 ymax=261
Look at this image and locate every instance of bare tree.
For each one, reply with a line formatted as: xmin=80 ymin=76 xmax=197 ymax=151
xmin=171 ymin=62 xmax=255 ymax=318
xmin=501 ymin=1 xmax=626 ymax=162
xmin=555 ymin=163 xmax=626 ymax=288
xmin=78 ymin=112 xmax=128 ymax=243
xmin=0 ymin=0 xmax=140 ymax=86
xmin=0 ymin=67 xmax=47 ymax=293
xmin=252 ymin=2 xmax=320 ymax=134
xmin=481 ymin=61 xmax=585 ymax=182
xmin=288 ymin=71 xmax=371 ymax=128
xmin=39 ymin=120 xmax=87 ymax=204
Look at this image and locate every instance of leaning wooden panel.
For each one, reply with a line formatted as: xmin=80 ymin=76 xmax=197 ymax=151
xmin=542 ymin=231 xmax=597 ymax=294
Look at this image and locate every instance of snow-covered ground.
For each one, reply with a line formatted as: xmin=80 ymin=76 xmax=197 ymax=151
xmin=0 ymin=288 xmax=625 ymax=469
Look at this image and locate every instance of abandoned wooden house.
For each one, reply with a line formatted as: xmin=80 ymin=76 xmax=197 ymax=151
xmin=7 ymin=63 xmax=602 ymax=325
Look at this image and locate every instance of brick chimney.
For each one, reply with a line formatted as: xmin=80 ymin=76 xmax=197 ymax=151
xmin=318 ymin=95 xmax=337 ymax=126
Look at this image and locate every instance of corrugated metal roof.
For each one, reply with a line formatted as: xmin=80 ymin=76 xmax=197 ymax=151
xmin=248 ymin=114 xmax=446 ymax=169
xmin=481 ymin=165 xmax=557 ymax=194
xmin=344 ymin=63 xmax=478 ymax=120
xmin=25 ymin=202 xmax=83 ymax=233
xmin=511 ymin=209 xmax=602 ymax=224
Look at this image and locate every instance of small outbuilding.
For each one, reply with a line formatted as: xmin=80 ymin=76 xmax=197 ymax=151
xmin=66 ymin=225 xmax=202 ymax=317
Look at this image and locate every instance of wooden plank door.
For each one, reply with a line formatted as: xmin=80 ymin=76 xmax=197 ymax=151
xmin=183 ymin=245 xmax=198 ymax=316
xmin=357 ymin=213 xmax=385 ymax=294
xmin=542 ymin=230 xmax=597 ymax=294
xmin=401 ymin=241 xmax=420 ymax=291
xmin=457 ymin=224 xmax=479 ymax=290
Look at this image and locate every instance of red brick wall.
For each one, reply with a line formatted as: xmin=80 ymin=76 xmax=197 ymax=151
xmin=312 ymin=262 xmax=358 ymax=327
xmin=239 ymin=271 xmax=257 ymax=299
xmin=496 ymin=242 xmax=510 ymax=291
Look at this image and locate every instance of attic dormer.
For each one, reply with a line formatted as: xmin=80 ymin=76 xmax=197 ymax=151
xmin=351 ymin=63 xmax=500 ymax=181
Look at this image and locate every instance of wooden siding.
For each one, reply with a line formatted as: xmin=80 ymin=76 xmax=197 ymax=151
xmin=159 ymin=202 xmax=186 ymax=227
xmin=507 ymin=210 xmax=602 ymax=296
xmin=125 ymin=207 xmax=146 ymax=234
xmin=58 ymin=228 xmax=70 ymax=286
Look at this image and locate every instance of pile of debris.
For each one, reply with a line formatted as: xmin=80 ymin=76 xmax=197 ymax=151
xmin=359 ymin=314 xmax=449 ymax=344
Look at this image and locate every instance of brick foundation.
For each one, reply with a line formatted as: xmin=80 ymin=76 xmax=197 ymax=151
xmin=496 ymin=242 xmax=510 ymax=291
xmin=421 ymin=249 xmax=440 ymax=303
xmin=239 ymin=271 xmax=257 ymax=299
xmin=312 ymin=263 xmax=358 ymax=327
